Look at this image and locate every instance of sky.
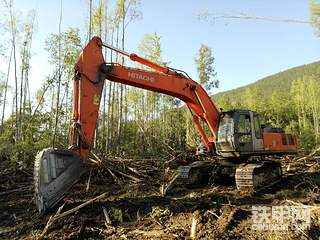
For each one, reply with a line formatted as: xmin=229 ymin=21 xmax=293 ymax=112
xmin=0 ymin=0 xmax=319 ymax=97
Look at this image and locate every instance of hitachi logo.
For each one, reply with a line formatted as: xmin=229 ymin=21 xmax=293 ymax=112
xmin=128 ymin=72 xmax=154 ymax=82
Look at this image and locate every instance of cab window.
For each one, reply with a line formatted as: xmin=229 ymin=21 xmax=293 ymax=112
xmin=217 ymin=114 xmax=234 ymax=142
xmin=253 ymin=116 xmax=263 ymax=139
xmin=238 ymin=115 xmax=252 ymax=143
xmin=238 ymin=115 xmax=251 ymax=133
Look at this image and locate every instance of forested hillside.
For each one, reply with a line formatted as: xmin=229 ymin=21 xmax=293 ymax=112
xmin=211 ymin=61 xmax=320 ymax=103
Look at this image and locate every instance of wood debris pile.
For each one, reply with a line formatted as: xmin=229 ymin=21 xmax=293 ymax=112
xmin=37 ymin=150 xmax=200 ymax=238
xmin=0 ymin=168 xmax=33 ymax=196
xmin=87 ymin=150 xmax=198 ymax=186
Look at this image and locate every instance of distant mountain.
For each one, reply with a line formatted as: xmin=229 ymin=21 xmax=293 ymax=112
xmin=211 ymin=61 xmax=320 ymax=104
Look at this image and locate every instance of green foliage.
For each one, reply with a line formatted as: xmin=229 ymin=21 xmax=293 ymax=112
xmin=194 ymin=44 xmax=218 ymax=92
xmin=203 ymin=192 xmax=230 ymax=204
xmin=138 ymin=31 xmax=163 ymax=67
xmin=309 ymin=0 xmax=320 ymax=37
xmin=0 ymin=72 xmax=8 ymax=104
xmin=110 ymin=207 xmax=130 ymax=222
xmin=275 ymin=189 xmax=293 ymax=200
xmin=89 ymin=0 xmax=109 ymax=38
xmin=0 ymin=107 xmax=65 ymax=169
xmin=110 ymin=207 xmax=124 ymax=222
xmin=44 ymin=27 xmax=82 ymax=78
xmin=244 ymin=86 xmax=265 ymax=114
xmin=151 ymin=206 xmax=170 ymax=218
xmin=211 ymin=61 xmax=320 ymax=104
xmin=215 ymin=95 xmax=232 ymax=112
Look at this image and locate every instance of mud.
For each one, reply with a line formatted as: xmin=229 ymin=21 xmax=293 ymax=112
xmin=0 ymin=155 xmax=319 ymax=239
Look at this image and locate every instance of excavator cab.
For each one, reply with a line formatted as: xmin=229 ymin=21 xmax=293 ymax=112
xmin=216 ymin=110 xmax=264 ymax=157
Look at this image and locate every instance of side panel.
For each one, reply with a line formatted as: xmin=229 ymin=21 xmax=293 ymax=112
xmin=263 ymin=133 xmax=298 ymax=152
xmin=263 ymin=133 xmax=282 ymax=151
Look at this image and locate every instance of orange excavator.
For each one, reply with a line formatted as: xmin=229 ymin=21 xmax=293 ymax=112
xmin=34 ymin=37 xmax=298 ymax=214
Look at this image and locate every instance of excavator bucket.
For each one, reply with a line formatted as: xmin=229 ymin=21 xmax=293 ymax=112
xmin=34 ymin=148 xmax=85 ymax=215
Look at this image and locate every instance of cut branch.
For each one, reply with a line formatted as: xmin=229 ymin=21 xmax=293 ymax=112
xmin=39 ymin=192 xmax=108 ymax=238
xmin=196 ymin=11 xmax=320 ymax=25
xmin=161 ymin=172 xmax=180 ymax=196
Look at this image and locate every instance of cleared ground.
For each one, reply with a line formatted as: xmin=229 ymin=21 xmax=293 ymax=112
xmin=0 ymin=153 xmax=319 ymax=239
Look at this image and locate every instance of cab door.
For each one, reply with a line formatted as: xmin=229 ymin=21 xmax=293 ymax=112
xmin=236 ymin=112 xmax=264 ymax=153
xmin=236 ymin=113 xmax=253 ymax=152
xmin=252 ymin=113 xmax=264 ymax=151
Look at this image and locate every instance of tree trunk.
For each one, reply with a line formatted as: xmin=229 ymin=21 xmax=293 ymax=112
xmin=52 ymin=3 xmax=63 ymax=148
xmin=0 ymin=47 xmax=12 ymax=137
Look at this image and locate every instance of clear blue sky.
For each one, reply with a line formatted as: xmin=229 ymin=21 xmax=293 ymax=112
xmin=0 ymin=0 xmax=319 ymax=96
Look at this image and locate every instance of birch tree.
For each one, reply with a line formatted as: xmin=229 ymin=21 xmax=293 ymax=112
xmin=3 ymin=0 xmax=21 ymax=146
xmin=114 ymin=0 xmax=142 ymax=155
xmin=194 ymin=44 xmax=219 ymax=92
xmin=44 ymin=28 xmax=82 ymax=148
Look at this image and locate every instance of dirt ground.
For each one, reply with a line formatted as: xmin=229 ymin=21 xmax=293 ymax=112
xmin=0 ymin=153 xmax=319 ymax=240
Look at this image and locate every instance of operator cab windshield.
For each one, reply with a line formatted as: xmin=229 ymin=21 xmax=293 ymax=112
xmin=217 ymin=113 xmax=234 ymax=142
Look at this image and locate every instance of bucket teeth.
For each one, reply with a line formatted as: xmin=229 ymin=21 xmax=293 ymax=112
xmin=34 ymin=148 xmax=85 ymax=215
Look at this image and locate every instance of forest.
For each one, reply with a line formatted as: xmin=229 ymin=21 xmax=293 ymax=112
xmin=0 ymin=0 xmax=319 ymax=171
xmin=0 ymin=1 xmax=320 ymax=239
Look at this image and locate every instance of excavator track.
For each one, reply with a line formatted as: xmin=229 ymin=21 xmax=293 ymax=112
xmin=177 ymin=161 xmax=217 ymax=184
xmin=235 ymin=160 xmax=282 ymax=191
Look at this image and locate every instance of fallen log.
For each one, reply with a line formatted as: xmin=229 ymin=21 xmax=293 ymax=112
xmin=190 ymin=217 xmax=197 ymax=239
xmin=309 ymin=146 xmax=320 ymax=157
xmin=92 ymin=152 xmax=142 ymax=182
xmin=164 ymin=152 xmax=184 ymax=166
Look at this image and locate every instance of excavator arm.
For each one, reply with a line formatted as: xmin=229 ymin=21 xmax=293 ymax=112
xmin=34 ymin=36 xmax=219 ymax=214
